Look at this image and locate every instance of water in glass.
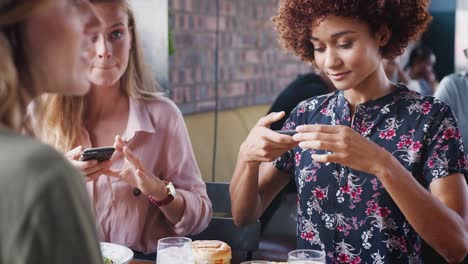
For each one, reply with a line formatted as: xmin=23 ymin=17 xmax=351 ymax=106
xmin=287 ymin=249 xmax=326 ymax=264
xmin=157 ymin=237 xmax=194 ymax=264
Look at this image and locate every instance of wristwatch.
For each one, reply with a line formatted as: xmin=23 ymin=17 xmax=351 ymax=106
xmin=149 ymin=181 xmax=177 ymax=207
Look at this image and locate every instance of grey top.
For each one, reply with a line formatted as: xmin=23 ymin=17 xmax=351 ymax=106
xmin=434 ymin=72 xmax=468 ymax=152
xmin=0 ymin=127 xmax=102 ymax=264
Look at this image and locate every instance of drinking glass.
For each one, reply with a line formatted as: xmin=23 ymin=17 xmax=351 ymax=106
xmin=156 ymin=237 xmax=194 ymax=264
xmin=287 ymin=249 xmax=326 ymax=263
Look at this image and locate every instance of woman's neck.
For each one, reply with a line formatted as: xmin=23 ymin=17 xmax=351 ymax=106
xmin=344 ymin=63 xmax=395 ymax=108
xmin=86 ymin=82 xmax=127 ymax=121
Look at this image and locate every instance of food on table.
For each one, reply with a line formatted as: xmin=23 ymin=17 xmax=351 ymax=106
xmin=192 ymin=240 xmax=232 ymax=264
xmin=103 ymin=257 xmax=114 ymax=264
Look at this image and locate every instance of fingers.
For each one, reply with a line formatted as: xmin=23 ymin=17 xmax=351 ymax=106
xmin=242 ymin=124 xmax=299 ymax=163
xmin=66 ymin=145 xmax=85 ymax=160
xmin=69 ymin=159 xmax=99 ymax=170
xmin=258 ymin=137 xmax=298 ymax=151
xmin=122 ymin=146 xmax=143 ymax=169
xmin=253 ymin=148 xmax=292 ymax=162
xmin=114 ymin=136 xmax=141 ymax=170
xmin=311 ymin=153 xmax=345 ymax=164
xmin=82 ymin=160 xmax=112 ymax=175
xmin=102 ymin=167 xmax=147 ymax=193
xmin=114 ymin=135 xmax=126 ymax=151
xmin=85 ymin=167 xmax=108 ymax=182
xmin=266 ymin=129 xmax=297 ymax=144
xmin=298 ymin=140 xmax=340 ymax=152
xmin=293 ymin=132 xmax=338 ymax=144
xmin=256 ymin=112 xmax=285 ymax=127
xmin=293 ymin=125 xmax=353 ymax=153
xmin=296 ymin=124 xmax=342 ymax=134
xmin=293 ymin=130 xmax=338 ymax=142
xmin=114 ymin=135 xmax=135 ymax=165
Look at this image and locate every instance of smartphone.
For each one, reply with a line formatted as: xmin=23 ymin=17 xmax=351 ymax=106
xmin=273 ymin=129 xmax=297 ymax=136
xmin=79 ymin=147 xmax=115 ymax=162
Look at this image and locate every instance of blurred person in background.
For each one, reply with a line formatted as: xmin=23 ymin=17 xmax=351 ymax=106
xmin=0 ymin=0 xmax=103 ymax=263
xmin=405 ymin=44 xmax=438 ymax=95
xmin=35 ymin=0 xmax=212 ymax=260
xmin=434 ymin=48 xmax=468 ymax=153
xmin=230 ymin=0 xmax=468 ymax=263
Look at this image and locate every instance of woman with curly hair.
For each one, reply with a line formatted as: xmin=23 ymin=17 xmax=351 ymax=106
xmin=230 ymin=0 xmax=468 ymax=263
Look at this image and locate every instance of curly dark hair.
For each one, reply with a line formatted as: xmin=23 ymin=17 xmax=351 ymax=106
xmin=273 ymin=0 xmax=432 ymax=63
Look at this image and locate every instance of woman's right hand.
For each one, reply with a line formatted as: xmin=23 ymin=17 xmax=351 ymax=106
xmin=65 ymin=146 xmax=113 ymax=182
xmin=239 ymin=112 xmax=298 ymax=164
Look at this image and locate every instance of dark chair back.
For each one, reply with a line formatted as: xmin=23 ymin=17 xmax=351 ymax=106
xmin=206 ymin=182 xmax=231 ymax=214
xmin=190 ymin=182 xmax=261 ymax=261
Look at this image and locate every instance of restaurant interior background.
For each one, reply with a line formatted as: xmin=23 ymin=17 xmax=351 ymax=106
xmin=101 ymin=1 xmax=468 ymax=262
xmin=134 ymin=0 xmax=467 ymax=184
xmin=130 ymin=0 xmax=468 ymax=252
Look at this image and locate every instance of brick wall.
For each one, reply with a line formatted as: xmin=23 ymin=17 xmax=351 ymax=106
xmin=169 ymin=0 xmax=312 ymax=114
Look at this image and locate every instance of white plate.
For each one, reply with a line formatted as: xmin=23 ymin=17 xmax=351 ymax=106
xmin=100 ymin=242 xmax=134 ymax=264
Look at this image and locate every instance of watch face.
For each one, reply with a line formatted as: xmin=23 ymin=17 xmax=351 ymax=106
xmin=167 ymin=182 xmax=177 ymax=198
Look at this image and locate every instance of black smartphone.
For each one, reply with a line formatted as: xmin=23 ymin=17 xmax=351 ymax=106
xmin=79 ymin=147 xmax=115 ymax=162
xmin=273 ymin=129 xmax=297 ymax=136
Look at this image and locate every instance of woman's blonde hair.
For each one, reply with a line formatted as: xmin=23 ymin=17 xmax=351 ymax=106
xmin=0 ymin=1 xmax=49 ymax=131
xmin=39 ymin=0 xmax=162 ymax=152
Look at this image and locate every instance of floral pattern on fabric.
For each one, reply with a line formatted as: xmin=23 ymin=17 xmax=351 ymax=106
xmin=274 ymin=86 xmax=467 ymax=263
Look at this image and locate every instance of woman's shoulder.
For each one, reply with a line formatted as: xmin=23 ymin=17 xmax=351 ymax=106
xmin=397 ymin=86 xmax=451 ymax=114
xmin=398 ymin=85 xmax=430 ymax=101
xmin=0 ymin=128 xmax=78 ymax=189
xmin=442 ymin=72 xmax=467 ymax=82
xmin=298 ymin=91 xmax=336 ymax=106
xmin=137 ymin=95 xmax=181 ymax=116
xmin=293 ymin=91 xmax=338 ymax=114
xmin=438 ymin=72 xmax=468 ymax=91
xmin=132 ymin=96 xmax=184 ymax=129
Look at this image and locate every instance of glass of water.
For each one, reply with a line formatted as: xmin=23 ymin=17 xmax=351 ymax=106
xmin=156 ymin=237 xmax=194 ymax=264
xmin=287 ymin=249 xmax=326 ymax=263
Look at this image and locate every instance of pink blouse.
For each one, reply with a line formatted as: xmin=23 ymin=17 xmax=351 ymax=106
xmin=82 ymin=96 xmax=212 ymax=253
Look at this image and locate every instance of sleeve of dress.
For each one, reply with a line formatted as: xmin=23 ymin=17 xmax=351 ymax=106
xmin=11 ymin=147 xmax=103 ymax=264
xmin=422 ymin=103 xmax=467 ymax=184
xmin=160 ymin=104 xmax=213 ymax=236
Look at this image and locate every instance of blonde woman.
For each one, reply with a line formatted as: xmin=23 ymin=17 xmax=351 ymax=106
xmin=39 ymin=0 xmax=212 ymax=258
xmin=0 ymin=0 xmax=103 ymax=263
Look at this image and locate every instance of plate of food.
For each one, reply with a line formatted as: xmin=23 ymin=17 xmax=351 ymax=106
xmin=100 ymin=242 xmax=134 ymax=264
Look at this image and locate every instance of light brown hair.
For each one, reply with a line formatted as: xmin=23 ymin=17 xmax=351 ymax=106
xmin=0 ymin=1 xmax=48 ymax=130
xmin=39 ymin=0 xmax=162 ymax=152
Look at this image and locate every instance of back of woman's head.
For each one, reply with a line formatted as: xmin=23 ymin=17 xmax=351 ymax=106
xmin=273 ymin=0 xmax=432 ymax=64
xmin=0 ymin=0 xmax=46 ymax=130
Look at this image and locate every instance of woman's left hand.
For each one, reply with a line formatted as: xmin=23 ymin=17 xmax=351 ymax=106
xmin=293 ymin=124 xmax=390 ymax=176
xmin=106 ymin=135 xmax=168 ymax=199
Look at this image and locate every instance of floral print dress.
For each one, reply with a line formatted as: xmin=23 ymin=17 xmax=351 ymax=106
xmin=274 ymin=86 xmax=467 ymax=263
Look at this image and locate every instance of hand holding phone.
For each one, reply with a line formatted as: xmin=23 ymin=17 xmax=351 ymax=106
xmin=273 ymin=129 xmax=297 ymax=136
xmin=79 ymin=147 xmax=115 ymax=162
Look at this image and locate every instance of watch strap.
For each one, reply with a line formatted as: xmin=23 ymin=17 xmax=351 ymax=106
xmin=149 ymin=194 xmax=174 ymax=207
xmin=148 ymin=181 xmax=175 ymax=207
